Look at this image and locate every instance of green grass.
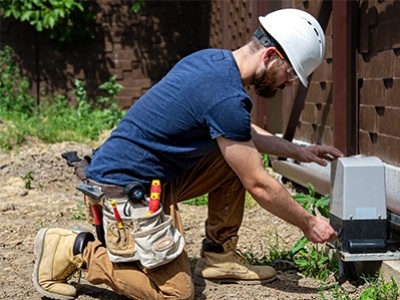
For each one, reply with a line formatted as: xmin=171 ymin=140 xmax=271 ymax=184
xmin=183 ymin=194 xmax=208 ymax=206
xmin=183 ymin=192 xmax=257 ymax=208
xmin=319 ymin=275 xmax=399 ymax=300
xmin=0 ymin=45 xmax=125 ymax=151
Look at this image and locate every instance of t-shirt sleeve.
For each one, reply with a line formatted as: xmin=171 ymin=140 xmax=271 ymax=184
xmin=206 ymin=97 xmax=252 ymax=141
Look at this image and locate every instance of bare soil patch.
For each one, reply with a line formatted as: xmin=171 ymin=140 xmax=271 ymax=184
xmin=0 ymin=139 xmax=361 ymax=299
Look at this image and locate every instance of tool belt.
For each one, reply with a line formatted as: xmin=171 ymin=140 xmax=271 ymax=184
xmin=86 ymin=179 xmax=125 ymax=198
xmin=62 ymin=151 xmax=185 ymax=269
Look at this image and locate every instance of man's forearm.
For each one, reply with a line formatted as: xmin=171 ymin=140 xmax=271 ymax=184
xmin=251 ymin=124 xmax=301 ymax=159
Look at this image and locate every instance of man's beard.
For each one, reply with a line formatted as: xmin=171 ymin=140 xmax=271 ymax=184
xmin=253 ymin=65 xmax=278 ymax=98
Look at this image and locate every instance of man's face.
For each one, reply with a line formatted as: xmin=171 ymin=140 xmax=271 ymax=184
xmin=253 ymin=54 xmax=297 ymax=98
xmin=252 ymin=61 xmax=279 ymax=98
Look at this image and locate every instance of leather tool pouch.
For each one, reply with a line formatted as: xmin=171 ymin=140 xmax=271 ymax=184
xmin=102 ymin=198 xmax=185 ymax=269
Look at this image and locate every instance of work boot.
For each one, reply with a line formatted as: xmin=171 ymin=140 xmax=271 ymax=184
xmin=193 ymin=236 xmax=277 ymax=286
xmin=32 ymin=228 xmax=94 ymax=300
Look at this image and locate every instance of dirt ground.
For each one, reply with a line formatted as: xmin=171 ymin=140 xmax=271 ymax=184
xmin=0 ymin=138 xmax=363 ymax=300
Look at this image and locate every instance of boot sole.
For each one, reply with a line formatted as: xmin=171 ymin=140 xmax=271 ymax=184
xmin=192 ymin=274 xmax=277 ymax=286
xmin=32 ymin=228 xmax=75 ymax=300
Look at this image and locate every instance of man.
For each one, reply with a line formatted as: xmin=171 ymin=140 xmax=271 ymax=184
xmin=33 ymin=8 xmax=342 ymax=300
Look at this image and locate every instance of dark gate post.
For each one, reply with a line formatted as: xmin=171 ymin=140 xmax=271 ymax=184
xmin=332 ymin=0 xmax=358 ymax=155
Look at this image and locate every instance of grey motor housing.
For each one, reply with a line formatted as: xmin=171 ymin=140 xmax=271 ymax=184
xmin=330 ymin=156 xmax=387 ymax=254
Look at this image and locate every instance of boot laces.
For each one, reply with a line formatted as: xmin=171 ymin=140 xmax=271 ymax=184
xmin=74 ymin=270 xmax=82 ymax=291
xmin=230 ymin=248 xmax=249 ymax=265
xmin=223 ymin=239 xmax=250 ymax=266
xmin=61 ymin=261 xmax=82 ymax=289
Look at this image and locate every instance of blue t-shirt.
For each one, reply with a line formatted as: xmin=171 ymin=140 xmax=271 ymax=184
xmin=86 ymin=49 xmax=252 ymax=187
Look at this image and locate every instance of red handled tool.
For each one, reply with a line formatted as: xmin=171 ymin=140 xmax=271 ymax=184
xmin=146 ymin=179 xmax=161 ymax=215
xmin=76 ymin=183 xmax=106 ymax=246
xmin=110 ymin=200 xmax=124 ymax=229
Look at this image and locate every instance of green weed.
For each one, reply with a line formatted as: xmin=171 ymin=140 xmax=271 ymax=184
xmin=292 ymin=183 xmax=330 ymax=218
xmin=0 ymin=46 xmax=34 ymax=119
xmin=319 ymin=275 xmax=399 ymax=300
xmin=288 ymin=184 xmax=337 ymax=280
xmin=242 ymin=231 xmax=293 ymax=267
xmin=23 ymin=171 xmax=34 ymax=189
xmin=131 ymin=0 xmax=146 ymax=13
xmin=68 ymin=199 xmax=86 ymax=221
xmin=359 ymin=275 xmax=399 ymax=300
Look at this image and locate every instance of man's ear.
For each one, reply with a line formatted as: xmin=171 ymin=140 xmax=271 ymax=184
xmin=262 ymin=47 xmax=277 ymax=64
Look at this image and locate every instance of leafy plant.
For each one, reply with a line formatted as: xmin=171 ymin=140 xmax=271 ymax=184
xmin=294 ymin=244 xmax=333 ymax=280
xmin=289 ymin=184 xmax=337 ymax=280
xmin=0 ymin=0 xmax=83 ymax=31
xmin=98 ymin=75 xmax=124 ymax=102
xmin=244 ymin=192 xmax=257 ymax=209
xmin=94 ymin=75 xmax=125 ymax=129
xmin=131 ymin=0 xmax=146 ymax=13
xmin=68 ymin=199 xmax=86 ymax=221
xmin=0 ymin=46 xmax=34 ymax=118
xmin=30 ymin=77 xmax=126 ymax=142
xmin=359 ymin=276 xmax=399 ymax=300
xmin=292 ymin=183 xmax=330 ymax=218
xmin=0 ymin=120 xmax=27 ymax=151
xmin=242 ymin=231 xmax=293 ymax=268
xmin=0 ymin=0 xmax=95 ymax=44
xmin=319 ymin=275 xmax=399 ymax=300
xmin=23 ymin=171 xmax=34 ymax=189
xmin=261 ymin=153 xmax=270 ymax=169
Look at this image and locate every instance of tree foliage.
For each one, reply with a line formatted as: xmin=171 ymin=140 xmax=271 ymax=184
xmin=0 ymin=0 xmax=94 ymax=44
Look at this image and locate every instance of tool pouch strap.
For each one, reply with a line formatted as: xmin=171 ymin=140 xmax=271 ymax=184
xmin=61 ymin=150 xmax=92 ymax=181
xmin=81 ymin=181 xmax=126 ymax=228
xmin=102 ymin=200 xmax=185 ymax=270
xmin=74 ymin=156 xmax=91 ymax=181
xmin=86 ymin=179 xmax=125 ymax=199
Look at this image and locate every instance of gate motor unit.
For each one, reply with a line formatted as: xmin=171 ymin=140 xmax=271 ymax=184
xmin=329 ymin=156 xmax=400 ymax=279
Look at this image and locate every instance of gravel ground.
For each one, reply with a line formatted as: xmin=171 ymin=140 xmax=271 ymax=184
xmin=0 ymin=138 xmax=364 ymax=299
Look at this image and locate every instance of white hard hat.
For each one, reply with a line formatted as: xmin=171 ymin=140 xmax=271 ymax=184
xmin=258 ymin=9 xmax=325 ymax=87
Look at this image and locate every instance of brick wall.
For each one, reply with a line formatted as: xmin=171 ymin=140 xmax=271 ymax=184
xmin=358 ymin=0 xmax=400 ymax=165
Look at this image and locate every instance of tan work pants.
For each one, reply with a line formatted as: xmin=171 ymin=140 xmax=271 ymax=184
xmin=83 ymin=149 xmax=246 ymax=299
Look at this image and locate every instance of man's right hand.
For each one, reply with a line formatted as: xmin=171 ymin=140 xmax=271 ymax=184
xmin=303 ymin=216 xmax=337 ymax=244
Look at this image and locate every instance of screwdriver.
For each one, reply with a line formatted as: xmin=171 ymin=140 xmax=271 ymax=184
xmin=110 ymin=200 xmax=124 ymax=229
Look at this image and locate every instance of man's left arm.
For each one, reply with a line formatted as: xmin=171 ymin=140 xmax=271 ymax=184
xmin=251 ymin=124 xmax=343 ymax=166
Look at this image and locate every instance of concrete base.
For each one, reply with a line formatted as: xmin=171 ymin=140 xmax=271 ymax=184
xmin=381 ymin=260 xmax=400 ymax=282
